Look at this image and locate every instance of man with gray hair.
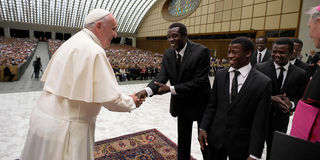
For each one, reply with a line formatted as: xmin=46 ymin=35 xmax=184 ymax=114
xmin=20 ymin=9 xmax=141 ymax=160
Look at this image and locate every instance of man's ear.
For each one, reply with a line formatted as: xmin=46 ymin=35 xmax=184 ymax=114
xmin=95 ymin=21 xmax=102 ymax=29
xmin=247 ymin=50 xmax=253 ymax=58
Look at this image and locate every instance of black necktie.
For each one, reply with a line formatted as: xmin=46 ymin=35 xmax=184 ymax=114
xmin=258 ymin=52 xmax=262 ymax=63
xmin=231 ymin=70 xmax=240 ymax=103
xmin=176 ymin=54 xmax=181 ymax=73
xmin=277 ymin=66 xmax=285 ymax=91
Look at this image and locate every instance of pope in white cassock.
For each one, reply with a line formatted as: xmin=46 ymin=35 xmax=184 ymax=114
xmin=20 ymin=9 xmax=141 ymax=160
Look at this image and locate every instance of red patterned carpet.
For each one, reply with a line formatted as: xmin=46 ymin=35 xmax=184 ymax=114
xmin=94 ymin=128 xmax=196 ymax=160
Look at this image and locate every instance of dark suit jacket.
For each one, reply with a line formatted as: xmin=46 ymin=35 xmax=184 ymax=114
xmin=200 ymin=67 xmax=272 ymax=158
xmin=306 ymin=55 xmax=313 ymax=65
xmin=255 ymin=60 xmax=308 ymax=131
xmin=148 ymin=40 xmax=211 ymax=120
xmin=4 ymin=66 xmax=13 ymax=76
xmin=294 ymin=59 xmax=311 ymax=77
xmin=250 ymin=49 xmax=272 ymax=66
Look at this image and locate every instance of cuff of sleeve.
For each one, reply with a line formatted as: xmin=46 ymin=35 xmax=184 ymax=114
xmin=170 ymin=86 xmax=177 ymax=95
xmin=145 ymin=87 xmax=153 ymax=97
xmin=291 ymin=101 xmax=295 ymax=109
xmin=250 ymin=154 xmax=260 ymax=160
xmin=289 ymin=101 xmax=296 ymax=112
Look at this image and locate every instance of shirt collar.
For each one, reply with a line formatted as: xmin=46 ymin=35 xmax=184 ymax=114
xmin=258 ymin=48 xmax=267 ymax=55
xmin=82 ymin=28 xmax=102 ymax=47
xmin=289 ymin=58 xmax=296 ymax=65
xmin=175 ymin=42 xmax=187 ymax=57
xmin=228 ymin=63 xmax=252 ymax=78
xmin=273 ymin=61 xmax=289 ymax=71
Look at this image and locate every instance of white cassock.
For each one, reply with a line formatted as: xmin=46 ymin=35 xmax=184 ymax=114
xmin=20 ymin=28 xmax=136 ymax=160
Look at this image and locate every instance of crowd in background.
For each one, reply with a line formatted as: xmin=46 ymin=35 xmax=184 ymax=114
xmin=0 ymin=37 xmax=38 ymax=66
xmin=48 ymin=40 xmax=163 ymax=81
xmin=106 ymin=44 xmax=162 ymax=81
xmin=47 ymin=39 xmax=65 ymax=55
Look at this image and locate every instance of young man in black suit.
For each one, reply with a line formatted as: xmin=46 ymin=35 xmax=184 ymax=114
xmin=198 ymin=37 xmax=272 ymax=160
xmin=255 ymin=38 xmax=308 ymax=160
xmin=250 ymin=36 xmax=272 ymax=66
xmin=289 ymin=38 xmax=311 ymax=77
xmin=136 ymin=23 xmax=211 ymax=160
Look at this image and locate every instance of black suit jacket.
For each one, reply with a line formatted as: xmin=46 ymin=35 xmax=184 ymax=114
xmin=148 ymin=40 xmax=211 ymax=120
xmin=294 ymin=59 xmax=311 ymax=77
xmin=250 ymin=49 xmax=272 ymax=66
xmin=200 ymin=67 xmax=272 ymax=158
xmin=255 ymin=60 xmax=308 ymax=132
xmin=256 ymin=60 xmax=308 ymax=109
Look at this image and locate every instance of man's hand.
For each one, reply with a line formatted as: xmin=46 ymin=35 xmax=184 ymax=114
xmin=130 ymin=92 xmax=143 ymax=108
xmin=154 ymin=82 xmax=170 ymax=95
xmin=281 ymin=93 xmax=292 ymax=110
xmin=135 ymin=90 xmax=147 ymax=107
xmin=198 ymin=129 xmax=208 ymax=151
xmin=271 ymin=95 xmax=290 ymax=113
xmin=136 ymin=90 xmax=147 ymax=99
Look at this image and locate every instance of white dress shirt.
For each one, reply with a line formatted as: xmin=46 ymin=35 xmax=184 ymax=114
xmin=228 ymin=63 xmax=251 ymax=100
xmin=273 ymin=62 xmax=289 ymax=89
xmin=289 ymin=58 xmax=297 ymax=65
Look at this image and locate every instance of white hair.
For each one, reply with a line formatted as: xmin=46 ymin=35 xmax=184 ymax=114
xmin=307 ymin=6 xmax=320 ymax=22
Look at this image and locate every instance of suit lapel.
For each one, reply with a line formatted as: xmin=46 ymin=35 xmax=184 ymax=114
xmin=263 ymin=50 xmax=271 ymax=62
xmin=268 ymin=60 xmax=278 ymax=83
xmin=281 ymin=64 xmax=294 ymax=91
xmin=178 ymin=41 xmax=191 ymax=81
xmin=230 ymin=68 xmax=256 ymax=107
xmin=252 ymin=51 xmax=258 ymax=64
xmin=224 ymin=68 xmax=231 ymax=104
xmin=169 ymin=49 xmax=179 ymax=80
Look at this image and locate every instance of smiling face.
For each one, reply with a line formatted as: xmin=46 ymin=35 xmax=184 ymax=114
xmin=167 ymin=27 xmax=187 ymax=52
xmin=272 ymin=44 xmax=291 ymax=66
xmin=228 ymin=43 xmax=251 ymax=69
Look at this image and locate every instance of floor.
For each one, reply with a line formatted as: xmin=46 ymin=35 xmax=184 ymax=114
xmin=0 ymin=42 xmax=293 ymax=160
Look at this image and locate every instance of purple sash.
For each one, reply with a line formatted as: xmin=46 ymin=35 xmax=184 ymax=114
xmin=290 ymin=100 xmax=320 ymax=142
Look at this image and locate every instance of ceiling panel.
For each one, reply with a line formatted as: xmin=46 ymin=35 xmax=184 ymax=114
xmin=0 ymin=0 xmax=158 ymax=34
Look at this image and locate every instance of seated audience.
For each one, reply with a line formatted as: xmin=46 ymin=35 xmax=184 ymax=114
xmin=0 ymin=37 xmax=37 ymax=66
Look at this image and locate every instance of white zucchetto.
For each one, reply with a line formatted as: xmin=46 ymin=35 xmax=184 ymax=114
xmin=85 ymin=9 xmax=110 ymax=25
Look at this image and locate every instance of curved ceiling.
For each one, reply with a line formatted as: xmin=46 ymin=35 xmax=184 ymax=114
xmin=0 ymin=0 xmax=158 ymax=34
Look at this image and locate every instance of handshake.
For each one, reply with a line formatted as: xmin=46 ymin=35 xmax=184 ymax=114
xmin=129 ymin=90 xmax=148 ymax=108
xmin=129 ymin=82 xmax=171 ymax=108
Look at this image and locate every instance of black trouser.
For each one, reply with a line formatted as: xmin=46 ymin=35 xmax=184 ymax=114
xmin=207 ymin=145 xmax=248 ymax=160
xmin=266 ymin=113 xmax=289 ymax=160
xmin=177 ymin=116 xmax=207 ymax=160
xmin=34 ymin=69 xmax=40 ymax=79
